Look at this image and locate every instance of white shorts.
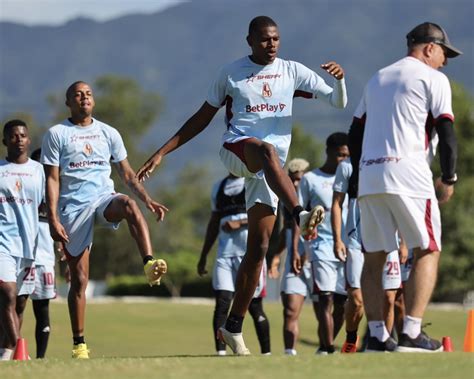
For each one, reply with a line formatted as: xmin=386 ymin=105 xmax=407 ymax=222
xmin=212 ymin=256 xmax=267 ymax=298
xmin=0 ymin=251 xmax=35 ymax=296
xmin=30 ymin=264 xmax=56 ymax=300
xmin=346 ymin=248 xmax=402 ymax=290
xmin=281 ymin=260 xmax=314 ymax=298
xmin=359 ymin=194 xmax=441 ymax=253
xmin=219 ymin=143 xmax=279 ymax=213
xmin=61 ymin=193 xmax=122 ymax=256
xmin=312 ymin=260 xmax=346 ymax=295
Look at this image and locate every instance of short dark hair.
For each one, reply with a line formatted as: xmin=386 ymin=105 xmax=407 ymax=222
xmin=66 ymin=80 xmax=88 ymax=100
xmin=3 ymin=119 xmax=27 ymax=138
xmin=31 ymin=148 xmax=41 ymax=162
xmin=326 ymin=132 xmax=348 ymax=149
xmin=248 ymin=16 xmax=277 ymax=36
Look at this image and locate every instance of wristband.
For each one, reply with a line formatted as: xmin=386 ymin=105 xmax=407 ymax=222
xmin=441 ymin=173 xmax=457 ymax=185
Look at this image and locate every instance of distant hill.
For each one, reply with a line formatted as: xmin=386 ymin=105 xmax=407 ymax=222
xmin=1 ymin=0 xmax=472 ymax=182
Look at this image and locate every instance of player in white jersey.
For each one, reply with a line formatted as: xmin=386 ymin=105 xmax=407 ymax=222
xmin=0 ymin=120 xmax=44 ymax=360
xmin=297 ymin=133 xmax=350 ymax=354
xmin=137 ymin=16 xmax=347 ymax=355
xmin=348 ymin=22 xmax=461 ymax=352
xmin=332 ymin=158 xmax=405 ymax=352
xmin=268 ymin=158 xmax=313 ymax=355
xmin=197 ymin=174 xmax=270 ymax=355
xmin=41 ymin=81 xmax=169 ymax=359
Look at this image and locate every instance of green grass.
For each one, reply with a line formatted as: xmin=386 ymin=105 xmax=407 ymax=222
xmin=2 ymin=300 xmax=473 ymax=379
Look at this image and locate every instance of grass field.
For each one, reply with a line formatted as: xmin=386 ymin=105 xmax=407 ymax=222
xmin=2 ymin=299 xmax=473 ymax=378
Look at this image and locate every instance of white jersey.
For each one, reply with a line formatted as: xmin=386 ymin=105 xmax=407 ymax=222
xmin=355 ymin=56 xmax=454 ymax=199
xmin=298 ymin=168 xmax=347 ymax=262
xmin=0 ymin=159 xmax=44 ymax=259
xmin=41 ymin=118 xmax=127 ymax=215
xmin=211 ymin=177 xmax=247 ymax=258
xmin=207 ymin=56 xmax=346 ymax=165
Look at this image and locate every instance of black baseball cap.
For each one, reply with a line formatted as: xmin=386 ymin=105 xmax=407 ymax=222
xmin=406 ymin=22 xmax=462 ymax=58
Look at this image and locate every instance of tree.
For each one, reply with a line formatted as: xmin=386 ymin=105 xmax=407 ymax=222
xmin=287 ymin=124 xmax=324 ymax=169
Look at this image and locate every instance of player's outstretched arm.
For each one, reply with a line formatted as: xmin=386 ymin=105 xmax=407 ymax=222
xmin=115 ymin=158 xmax=168 ymax=221
xmin=331 ymin=191 xmax=347 ymax=262
xmin=137 ymin=102 xmax=220 ymax=182
xmin=44 ymin=165 xmax=69 ymax=243
xmin=317 ymin=61 xmax=347 ymax=109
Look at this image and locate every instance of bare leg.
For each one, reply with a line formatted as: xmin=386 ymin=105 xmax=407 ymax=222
xmin=333 ymin=293 xmax=346 ymax=339
xmin=15 ymin=295 xmax=28 ymax=330
xmin=104 ymin=195 xmax=153 ymax=258
xmin=281 ymin=293 xmax=305 ymax=350
xmin=394 ymin=288 xmax=405 ymax=336
xmin=0 ymin=283 xmax=20 ymax=350
xmin=345 ymin=288 xmax=364 ymax=333
xmin=383 ymin=289 xmax=397 ymax=333
xmin=67 ymin=249 xmax=90 ymax=339
xmin=361 ymin=252 xmax=387 ymax=322
xmin=316 ymin=293 xmax=335 ymax=348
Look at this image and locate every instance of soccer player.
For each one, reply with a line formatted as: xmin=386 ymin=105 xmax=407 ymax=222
xmin=0 ymin=120 xmax=43 ymax=360
xmin=41 ymin=81 xmax=169 ymax=359
xmin=198 ymin=173 xmax=270 ymax=355
xmin=268 ymin=158 xmax=315 ymax=355
xmin=332 ymin=157 xmax=405 ymax=352
xmin=137 ymin=16 xmax=347 ymax=354
xmin=348 ymin=22 xmax=461 ymax=352
xmin=297 ymin=133 xmax=350 ymax=355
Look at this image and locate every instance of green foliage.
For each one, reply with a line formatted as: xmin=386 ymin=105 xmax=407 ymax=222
xmin=287 ymin=124 xmax=324 ymax=169
xmin=433 ymin=82 xmax=474 ymax=300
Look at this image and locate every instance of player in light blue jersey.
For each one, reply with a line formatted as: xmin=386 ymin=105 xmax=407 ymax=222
xmin=0 ymin=120 xmax=44 ymax=360
xmin=41 ymin=81 xmax=169 ymax=359
xmin=198 ymin=174 xmax=270 ymax=355
xmin=268 ymin=158 xmax=314 ymax=355
xmin=297 ymin=133 xmax=350 ymax=354
xmin=137 ymin=16 xmax=347 ymax=355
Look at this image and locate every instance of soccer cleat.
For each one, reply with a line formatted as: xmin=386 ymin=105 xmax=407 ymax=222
xmin=365 ymin=336 xmax=397 ymax=353
xmin=396 ymin=333 xmax=443 ymax=353
xmin=299 ymin=206 xmax=325 ymax=240
xmin=217 ymin=327 xmax=250 ymax=356
xmin=315 ymin=347 xmax=329 ymax=355
xmin=144 ymin=258 xmax=167 ymax=286
xmin=341 ymin=337 xmax=359 ymax=353
xmin=0 ymin=348 xmax=14 ymax=361
xmin=72 ymin=343 xmax=90 ymax=359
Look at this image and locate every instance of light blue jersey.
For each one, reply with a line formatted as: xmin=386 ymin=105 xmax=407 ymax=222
xmin=35 ymin=220 xmax=55 ymax=266
xmin=333 ymin=159 xmax=361 ymax=250
xmin=298 ymin=168 xmax=347 ymax=262
xmin=211 ymin=177 xmax=247 ymax=258
xmin=0 ymin=159 xmax=44 ymax=260
xmin=41 ymin=118 xmax=127 ymax=215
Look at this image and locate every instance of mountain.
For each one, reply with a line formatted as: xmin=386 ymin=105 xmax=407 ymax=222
xmin=1 ymin=0 xmax=472 ymax=182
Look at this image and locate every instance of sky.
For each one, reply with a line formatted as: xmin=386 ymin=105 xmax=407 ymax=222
xmin=0 ymin=0 xmax=187 ymax=26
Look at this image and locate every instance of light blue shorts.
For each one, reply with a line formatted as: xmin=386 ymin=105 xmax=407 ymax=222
xmin=61 ymin=193 xmax=122 ymax=256
xmin=31 ymin=264 xmax=56 ymax=300
xmin=281 ymin=259 xmax=314 ymax=298
xmin=0 ymin=251 xmax=35 ymax=296
xmin=212 ymin=256 xmax=267 ymax=298
xmin=312 ymin=259 xmax=347 ymax=295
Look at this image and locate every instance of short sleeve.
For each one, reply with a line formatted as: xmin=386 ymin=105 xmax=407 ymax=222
xmin=333 ymin=159 xmax=352 ymax=193
xmin=293 ymin=61 xmax=329 ymax=97
xmin=430 ymin=73 xmax=454 ymax=121
xmin=206 ymin=66 xmax=228 ymax=108
xmin=109 ymin=128 xmax=127 ymax=163
xmin=41 ymin=128 xmax=61 ymax=167
xmin=353 ymin=86 xmax=367 ymax=119
xmin=297 ymin=175 xmax=310 ymax=209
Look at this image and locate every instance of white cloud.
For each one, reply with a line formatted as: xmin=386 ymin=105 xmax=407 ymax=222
xmin=0 ymin=0 xmax=187 ymax=26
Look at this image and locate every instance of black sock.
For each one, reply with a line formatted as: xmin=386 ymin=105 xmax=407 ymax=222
xmin=33 ymin=299 xmax=50 ymax=358
xmin=292 ymin=205 xmax=304 ymax=224
xmin=143 ymin=256 xmax=153 ymax=265
xmin=346 ymin=330 xmax=358 ymax=344
xmin=73 ymin=336 xmax=85 ymax=345
xmin=225 ymin=313 xmax=244 ymax=334
xmin=326 ymin=345 xmax=335 ymax=353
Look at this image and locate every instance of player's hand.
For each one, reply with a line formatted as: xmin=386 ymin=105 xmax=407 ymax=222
xmin=221 ymin=220 xmax=243 ymax=233
xmin=398 ymin=243 xmax=408 ymax=265
xmin=145 ymin=199 xmax=169 ymax=222
xmin=435 ymin=177 xmax=454 ymax=205
xmin=50 ymin=221 xmax=69 ymax=243
xmin=334 ymin=240 xmax=347 ymax=262
xmin=292 ymin=252 xmax=302 ymax=275
xmin=321 ymin=61 xmax=344 ymax=80
xmin=268 ymin=255 xmax=281 ymax=279
xmin=136 ymin=154 xmax=163 ymax=183
xmin=197 ymin=257 xmax=207 ymax=276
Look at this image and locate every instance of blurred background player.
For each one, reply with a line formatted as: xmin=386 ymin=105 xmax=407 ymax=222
xmin=136 ymin=15 xmax=347 ymax=354
xmin=0 ymin=120 xmax=43 ymax=360
xmin=198 ymin=173 xmax=270 ymax=355
xmin=268 ymin=158 xmax=314 ymax=355
xmin=41 ymin=81 xmax=169 ymax=358
xmin=297 ymin=133 xmax=350 ymax=354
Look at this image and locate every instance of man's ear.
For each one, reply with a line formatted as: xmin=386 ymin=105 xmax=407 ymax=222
xmin=2 ymin=138 xmax=6 ymax=147
xmin=246 ymin=35 xmax=252 ymax=47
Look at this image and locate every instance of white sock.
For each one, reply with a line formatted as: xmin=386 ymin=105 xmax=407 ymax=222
xmin=403 ymin=315 xmax=422 ymax=338
xmin=368 ymin=321 xmax=390 ymax=342
xmin=216 ymin=350 xmax=227 ymax=356
xmin=284 ymin=349 xmax=297 ymax=355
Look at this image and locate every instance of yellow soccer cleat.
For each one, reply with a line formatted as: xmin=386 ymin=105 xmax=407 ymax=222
xmin=144 ymin=258 xmax=167 ymax=286
xmin=72 ymin=343 xmax=90 ymax=359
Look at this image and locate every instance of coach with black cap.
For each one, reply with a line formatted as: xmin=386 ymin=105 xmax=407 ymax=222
xmin=348 ymin=22 xmax=462 ymax=352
